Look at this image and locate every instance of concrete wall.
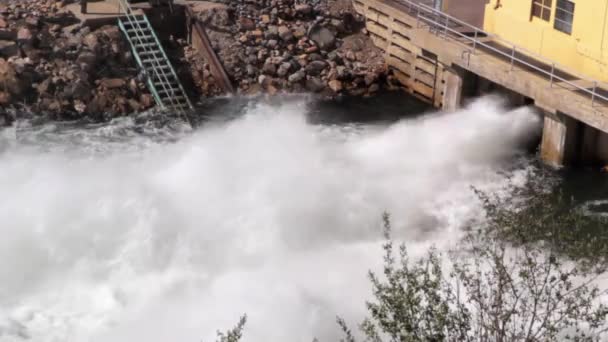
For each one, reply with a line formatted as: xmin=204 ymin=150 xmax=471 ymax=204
xmin=355 ymin=0 xmax=608 ymax=167
xmin=443 ymin=0 xmax=488 ymax=28
xmin=484 ymin=0 xmax=608 ymax=83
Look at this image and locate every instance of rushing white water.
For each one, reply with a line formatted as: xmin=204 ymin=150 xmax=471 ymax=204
xmin=0 ymin=97 xmax=540 ymax=342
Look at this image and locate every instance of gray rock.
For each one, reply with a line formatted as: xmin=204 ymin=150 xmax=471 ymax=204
xmin=288 ymin=70 xmax=305 ymax=83
xmin=267 ymin=39 xmax=278 ymax=48
xmin=308 ymin=53 xmax=323 ymax=61
xmin=278 ymin=26 xmax=293 ymax=41
xmin=305 ymin=60 xmax=327 ymax=76
xmin=246 ymin=64 xmax=258 ymax=76
xmin=265 ymin=25 xmax=279 ymax=39
xmin=0 ymin=29 xmax=15 ymax=41
xmin=258 ymin=74 xmax=269 ymax=86
xmin=262 ymin=61 xmax=276 ymax=75
xmin=308 ymin=24 xmax=335 ymax=50
xmin=336 ymin=65 xmax=349 ymax=80
xmin=0 ymin=40 xmax=18 ymax=58
xmin=76 ymin=51 xmax=97 ymax=70
xmin=327 ymin=51 xmax=341 ymax=63
xmin=277 ymin=62 xmax=291 ymax=77
xmin=306 ymin=77 xmax=324 ymax=92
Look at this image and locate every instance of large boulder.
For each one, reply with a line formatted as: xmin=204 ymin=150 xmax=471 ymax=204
xmin=308 ymin=24 xmax=336 ymax=50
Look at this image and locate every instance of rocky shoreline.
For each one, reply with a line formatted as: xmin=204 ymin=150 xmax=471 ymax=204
xmin=0 ymin=0 xmax=396 ymax=126
xmin=186 ymin=0 xmax=393 ymax=98
xmin=0 ymin=0 xmax=158 ymax=126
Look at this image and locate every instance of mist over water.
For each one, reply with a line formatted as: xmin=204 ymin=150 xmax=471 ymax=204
xmin=0 ymin=96 xmax=540 ymax=342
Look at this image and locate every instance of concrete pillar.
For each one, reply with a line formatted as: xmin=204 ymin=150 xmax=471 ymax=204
xmin=540 ymin=113 xmax=579 ymax=167
xmin=80 ymin=0 xmax=87 ymax=14
xmin=442 ymin=68 xmax=463 ymax=111
xmin=581 ymin=124 xmax=599 ymax=163
xmin=579 ymin=124 xmax=608 ymax=165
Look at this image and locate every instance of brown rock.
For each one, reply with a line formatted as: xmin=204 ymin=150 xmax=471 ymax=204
xmin=261 ymin=14 xmax=271 ymax=24
xmin=100 ymin=78 xmax=126 ymax=89
xmin=16 ymin=27 xmax=32 ymax=41
xmin=140 ymin=93 xmax=154 ymax=108
xmin=250 ymin=29 xmax=263 ymax=38
xmin=128 ymin=99 xmax=141 ymax=112
xmin=238 ymin=17 xmax=255 ymax=31
xmin=328 ymin=79 xmax=343 ymax=92
xmin=305 ymin=46 xmax=318 ymax=53
xmin=267 ymin=84 xmax=278 ymax=95
xmin=83 ymin=33 xmax=99 ymax=52
xmin=0 ymin=58 xmax=21 ymax=95
xmin=0 ymin=18 xmax=7 ymax=29
xmin=295 ymin=4 xmax=312 ymax=15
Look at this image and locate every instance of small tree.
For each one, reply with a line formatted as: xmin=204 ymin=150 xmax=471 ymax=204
xmin=342 ymin=200 xmax=608 ymax=342
xmin=214 ymin=315 xmax=247 ymax=342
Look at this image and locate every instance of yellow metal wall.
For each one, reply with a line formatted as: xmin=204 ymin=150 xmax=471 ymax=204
xmin=483 ymin=0 xmax=608 ymax=82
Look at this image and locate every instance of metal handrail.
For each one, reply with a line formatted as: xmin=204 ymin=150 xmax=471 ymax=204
xmin=395 ymin=0 xmax=608 ymax=106
xmin=117 ymin=0 xmax=187 ymax=113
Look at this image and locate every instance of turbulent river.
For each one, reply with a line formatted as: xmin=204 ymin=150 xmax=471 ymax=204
xmin=0 ymin=94 xmax=550 ymax=341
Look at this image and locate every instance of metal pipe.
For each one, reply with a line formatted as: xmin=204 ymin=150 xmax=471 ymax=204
xmin=510 ymin=45 xmax=515 ymax=71
xmin=550 ymin=63 xmax=555 ymax=87
xmin=473 ymin=29 xmax=478 ymax=53
xmin=592 ymin=82 xmax=597 ymax=107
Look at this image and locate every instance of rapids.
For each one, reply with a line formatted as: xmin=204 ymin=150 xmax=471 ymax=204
xmin=0 ymin=96 xmax=540 ymax=342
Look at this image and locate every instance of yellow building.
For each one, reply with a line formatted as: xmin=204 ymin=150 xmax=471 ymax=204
xmin=483 ymin=0 xmax=608 ymax=82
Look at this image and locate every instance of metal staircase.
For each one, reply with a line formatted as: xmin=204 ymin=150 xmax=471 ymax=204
xmin=117 ymin=0 xmax=193 ymax=118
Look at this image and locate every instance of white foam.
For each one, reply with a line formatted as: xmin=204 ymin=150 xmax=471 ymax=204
xmin=0 ymin=97 xmax=540 ymax=342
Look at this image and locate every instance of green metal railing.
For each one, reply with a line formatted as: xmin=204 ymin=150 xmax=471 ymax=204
xmin=117 ymin=0 xmax=193 ymax=119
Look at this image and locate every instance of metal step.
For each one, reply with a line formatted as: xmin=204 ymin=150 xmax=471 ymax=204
xmin=121 ymin=20 xmax=148 ymax=27
xmin=134 ymin=42 xmax=157 ymax=48
xmin=139 ymin=50 xmax=164 ymax=57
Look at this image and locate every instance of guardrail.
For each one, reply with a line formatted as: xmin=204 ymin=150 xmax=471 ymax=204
xmin=395 ymin=0 xmax=608 ymax=107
